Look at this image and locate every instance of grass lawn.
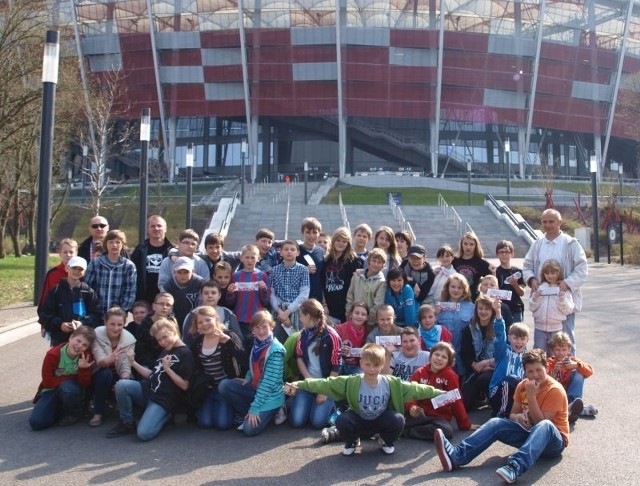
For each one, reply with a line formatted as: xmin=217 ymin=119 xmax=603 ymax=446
xmin=0 ymin=255 xmax=57 ymax=307
xmin=323 ymin=186 xmax=486 ymax=205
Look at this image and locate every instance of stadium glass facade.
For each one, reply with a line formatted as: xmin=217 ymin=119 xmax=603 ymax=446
xmin=55 ymin=1 xmax=640 ymax=180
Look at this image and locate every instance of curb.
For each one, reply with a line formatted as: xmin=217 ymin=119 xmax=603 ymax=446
xmin=0 ymin=317 xmax=39 ymax=335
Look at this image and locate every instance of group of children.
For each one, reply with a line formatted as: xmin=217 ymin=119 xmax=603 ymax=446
xmin=30 ymin=216 xmax=597 ymax=484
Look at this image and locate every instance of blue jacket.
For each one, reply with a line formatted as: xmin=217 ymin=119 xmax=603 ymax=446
xmin=489 ymin=318 xmax=526 ymax=397
xmin=384 ymin=284 xmax=418 ymax=327
xmin=436 ymin=301 xmax=474 ymax=375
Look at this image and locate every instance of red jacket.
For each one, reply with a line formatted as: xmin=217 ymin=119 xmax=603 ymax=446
xmin=38 ymin=263 xmax=68 ymax=308
xmin=37 ymin=343 xmax=93 ymax=394
xmin=406 ymin=364 xmax=471 ymax=430
xmin=547 ymin=356 xmax=594 ymax=389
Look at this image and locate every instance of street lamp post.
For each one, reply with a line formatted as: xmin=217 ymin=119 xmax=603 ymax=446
xmin=241 ymin=139 xmax=247 ymax=204
xmin=467 ymin=160 xmax=472 ymax=206
xmin=590 ymin=153 xmax=599 ymax=263
xmin=81 ymin=144 xmax=88 ymax=203
xmin=505 ymin=138 xmax=511 ymax=202
xmin=186 ymin=142 xmax=194 ymax=228
xmin=304 ymin=161 xmax=309 ymax=205
xmin=138 ymin=108 xmax=150 ymax=245
xmin=34 ymin=30 xmax=60 ymax=305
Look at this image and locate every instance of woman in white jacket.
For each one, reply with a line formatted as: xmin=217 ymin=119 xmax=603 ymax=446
xmin=529 ymin=259 xmax=574 ymax=354
xmin=90 ymin=307 xmax=137 ymax=427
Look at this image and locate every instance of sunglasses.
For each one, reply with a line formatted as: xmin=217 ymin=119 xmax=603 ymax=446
xmin=91 ymin=224 xmax=107 ymax=229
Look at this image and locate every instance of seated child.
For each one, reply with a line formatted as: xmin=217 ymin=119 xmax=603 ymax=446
xmin=434 ymin=349 xmax=569 ymax=485
xmin=270 ymin=240 xmax=310 ymax=344
xmin=218 ymin=310 xmax=286 ymax=436
xmin=365 ymin=305 xmax=402 ymax=344
xmin=401 ymin=244 xmax=435 ymax=307
xmin=417 ymin=304 xmax=452 ymax=351
xmin=90 ymin=307 xmax=137 ymax=427
xmin=404 ymin=341 xmax=471 ymax=440
xmin=346 ymin=248 xmax=387 ymax=325
xmin=478 ymin=274 xmax=514 ymax=329
xmin=134 ymin=293 xmax=177 ymax=370
xmin=126 ymin=300 xmax=150 ymax=338
xmin=334 ymin=302 xmax=370 ymax=375
xmin=488 ymin=316 xmax=529 ymax=418
xmin=384 ymin=267 xmax=418 ymax=327
xmin=29 ymin=326 xmax=96 ymax=430
xmin=106 ymin=318 xmax=194 ymax=441
xmin=37 ymin=255 xmax=101 ymax=346
xmin=183 ymin=280 xmax=243 ymax=346
xmin=382 ymin=327 xmax=430 ymax=381
xmin=530 ymin=258 xmax=575 ymax=353
xmin=288 ymin=343 xmax=444 ymax=456
xmin=547 ymin=331 xmax=597 ymax=422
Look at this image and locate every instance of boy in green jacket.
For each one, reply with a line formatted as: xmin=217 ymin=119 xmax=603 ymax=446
xmin=287 ymin=343 xmax=444 ymax=456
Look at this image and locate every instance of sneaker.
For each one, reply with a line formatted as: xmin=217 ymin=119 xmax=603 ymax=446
xmin=434 ymin=428 xmax=456 ymax=472
xmin=321 ymin=426 xmax=341 ymax=444
xmin=569 ymin=398 xmax=584 ymax=423
xmin=495 ymin=464 xmax=518 ymax=484
xmin=105 ymin=420 xmax=135 ymax=438
xmin=381 ymin=443 xmax=395 ymax=455
xmin=342 ymin=442 xmax=357 ymax=456
xmin=58 ymin=415 xmax=81 ymax=427
xmin=274 ymin=406 xmax=287 ymax=425
xmin=581 ymin=404 xmax=598 ymax=416
xmin=237 ymin=422 xmax=244 ymax=431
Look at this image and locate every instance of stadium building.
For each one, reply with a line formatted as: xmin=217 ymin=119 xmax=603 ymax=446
xmin=55 ymin=1 xmax=640 ymax=180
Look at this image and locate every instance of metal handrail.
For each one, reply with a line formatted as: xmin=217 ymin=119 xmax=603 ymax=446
xmin=338 ymin=192 xmax=350 ymax=233
xmin=485 ymin=193 xmax=539 ymax=242
xmin=388 ymin=194 xmax=417 ymax=242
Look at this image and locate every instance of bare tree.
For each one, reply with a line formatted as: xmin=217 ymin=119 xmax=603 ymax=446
xmin=80 ymin=69 xmax=135 ymax=216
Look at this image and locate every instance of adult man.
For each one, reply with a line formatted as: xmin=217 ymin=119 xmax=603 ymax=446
xmin=131 ymin=215 xmax=175 ymax=304
xmin=522 ymin=209 xmax=587 ymax=351
xmin=78 ymin=216 xmax=109 ymax=261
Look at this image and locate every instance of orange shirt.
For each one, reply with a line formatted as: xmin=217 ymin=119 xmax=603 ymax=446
xmin=514 ymin=376 xmax=569 ymax=446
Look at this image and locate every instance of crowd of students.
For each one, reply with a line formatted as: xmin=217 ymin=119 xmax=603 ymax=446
xmin=30 ymin=212 xmax=597 ymax=484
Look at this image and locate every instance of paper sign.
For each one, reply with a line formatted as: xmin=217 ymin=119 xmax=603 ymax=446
xmin=539 ymin=286 xmax=560 ymax=296
xmin=488 ymin=288 xmax=512 ymax=300
xmin=431 ymin=388 xmax=462 ymax=409
xmin=437 ymin=301 xmax=460 ymax=312
xmin=235 ymin=281 xmax=260 ymax=292
xmin=376 ymin=335 xmax=401 ymax=346
xmin=348 ymin=347 xmax=362 ymax=357
xmin=303 ymin=255 xmax=315 ymax=266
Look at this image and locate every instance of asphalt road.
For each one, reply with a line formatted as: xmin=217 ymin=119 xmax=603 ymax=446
xmin=1 ymin=262 xmax=638 ymax=485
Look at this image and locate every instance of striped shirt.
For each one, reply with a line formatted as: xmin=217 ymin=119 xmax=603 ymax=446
xmin=226 ymin=269 xmax=270 ymax=323
xmin=199 ymin=345 xmax=227 ymax=385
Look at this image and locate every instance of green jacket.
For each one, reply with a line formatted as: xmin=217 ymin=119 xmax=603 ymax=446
xmin=297 ymin=374 xmax=443 ymax=415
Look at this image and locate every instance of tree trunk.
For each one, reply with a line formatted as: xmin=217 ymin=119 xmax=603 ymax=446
xmin=0 ymin=223 xmax=5 ymax=258
xmin=9 ymin=195 xmax=22 ymax=257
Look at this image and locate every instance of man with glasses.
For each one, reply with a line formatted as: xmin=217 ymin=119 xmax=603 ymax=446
xmin=157 ymin=229 xmax=209 ymax=291
xmin=78 ymin=216 xmax=111 ymax=261
xmin=131 ymin=215 xmax=175 ymax=303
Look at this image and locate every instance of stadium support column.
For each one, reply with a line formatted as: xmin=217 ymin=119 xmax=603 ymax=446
xmin=336 ymin=0 xmax=346 ymax=178
xmin=432 ymin=0 xmax=445 ymax=178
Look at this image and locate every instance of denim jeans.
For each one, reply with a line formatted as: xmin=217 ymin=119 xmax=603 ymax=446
xmin=562 ymin=313 xmax=576 ymax=354
xmin=114 ymin=379 xmax=170 ymax=441
xmin=340 ymin=363 xmax=362 ymax=375
xmin=336 ymin=409 xmax=405 ymax=445
xmin=92 ymin=368 xmax=117 ymax=415
xmin=289 ymin=389 xmax=334 ymax=429
xmin=218 ymin=378 xmax=279 ymax=436
xmin=29 ymin=380 xmax=83 ymax=430
xmin=450 ymin=417 xmax=565 ymax=476
xmin=197 ymin=387 xmax=233 ymax=430
xmin=566 ymin=370 xmax=585 ymax=402
xmin=511 ymin=311 xmax=523 ymax=323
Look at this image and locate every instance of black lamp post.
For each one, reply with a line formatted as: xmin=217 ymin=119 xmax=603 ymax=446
xmin=590 ymin=153 xmax=599 ymax=262
xmin=186 ymin=142 xmax=194 ymax=228
xmin=34 ymin=30 xmax=60 ymax=305
xmin=505 ymin=137 xmax=511 ymax=202
xmin=241 ymin=139 xmax=247 ymax=204
xmin=138 ymin=108 xmax=150 ymax=245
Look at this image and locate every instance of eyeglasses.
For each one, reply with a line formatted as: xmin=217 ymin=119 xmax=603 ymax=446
xmin=497 ymin=250 xmax=512 ymax=254
xmin=91 ymin=224 xmax=107 ymax=229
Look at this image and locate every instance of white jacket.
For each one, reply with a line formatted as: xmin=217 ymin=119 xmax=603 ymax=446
xmin=529 ymin=283 xmax=575 ymax=332
xmin=92 ymin=326 xmax=137 ymax=378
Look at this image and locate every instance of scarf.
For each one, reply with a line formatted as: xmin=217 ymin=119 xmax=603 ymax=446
xmin=420 ymin=326 xmax=441 ymax=351
xmin=250 ymin=335 xmax=273 ymax=388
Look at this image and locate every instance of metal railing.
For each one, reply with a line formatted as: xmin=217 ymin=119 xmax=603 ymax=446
xmin=437 ymin=193 xmax=475 ymax=236
xmin=338 ymin=192 xmax=350 ymax=233
xmin=388 ymin=194 xmax=416 ymax=242
xmin=484 ymin=193 xmax=539 ymax=243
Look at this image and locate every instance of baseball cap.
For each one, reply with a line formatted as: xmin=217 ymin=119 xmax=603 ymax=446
xmin=408 ymin=245 xmax=426 ymax=257
xmin=67 ymin=256 xmax=87 ymax=270
xmin=173 ymin=256 xmax=194 ymax=272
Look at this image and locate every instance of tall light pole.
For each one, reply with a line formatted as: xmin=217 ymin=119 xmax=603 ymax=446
xmin=138 ymin=108 xmax=150 ymax=245
xmin=467 ymin=159 xmax=472 ymax=206
xmin=241 ymin=139 xmax=247 ymax=204
xmin=34 ymin=30 xmax=60 ymax=305
xmin=304 ymin=161 xmax=309 ymax=205
xmin=81 ymin=143 xmax=88 ymax=203
xmin=505 ymin=137 xmax=511 ymax=202
xmin=590 ymin=153 xmax=599 ymax=262
xmin=186 ymin=142 xmax=194 ymax=228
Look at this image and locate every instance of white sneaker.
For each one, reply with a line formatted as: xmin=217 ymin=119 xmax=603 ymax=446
xmin=581 ymin=404 xmax=599 ymax=416
xmin=381 ymin=443 xmax=395 ymax=455
xmin=342 ymin=442 xmax=357 ymax=456
xmin=236 ymin=423 xmax=244 ymax=431
xmin=274 ymin=406 xmax=287 ymax=425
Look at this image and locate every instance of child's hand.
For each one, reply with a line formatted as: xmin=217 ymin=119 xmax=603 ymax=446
xmin=126 ymin=348 xmax=135 ymax=364
xmin=524 ymin=380 xmax=539 ymax=397
xmin=409 ymin=405 xmax=424 ymax=418
xmin=257 ymin=280 xmax=267 ymax=290
xmin=227 ymin=283 xmax=237 ymax=293
xmin=491 ymin=298 xmax=502 ymax=317
xmin=562 ymin=357 xmax=577 ymax=370
xmin=307 ymin=264 xmax=317 ymax=274
xmin=413 ymin=283 xmax=421 ymax=297
xmin=558 ymin=290 xmax=566 ymax=299
xmin=316 ymin=394 xmax=327 ymax=405
xmin=62 ymin=322 xmax=75 ymax=333
xmin=161 ymin=354 xmax=173 ymax=371
xmin=533 ymin=290 xmax=541 ymax=299
xmin=341 ymin=344 xmax=352 ymax=357
xmin=283 ymin=382 xmax=298 ymax=396
xmin=78 ymin=352 xmax=93 ymax=369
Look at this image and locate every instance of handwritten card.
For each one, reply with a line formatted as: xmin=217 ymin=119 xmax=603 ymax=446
xmin=487 ymin=288 xmax=512 ymax=300
xmin=431 ymin=389 xmax=462 ymax=409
